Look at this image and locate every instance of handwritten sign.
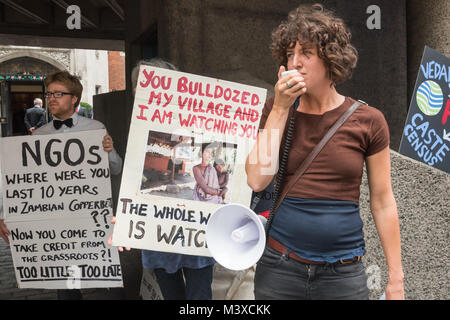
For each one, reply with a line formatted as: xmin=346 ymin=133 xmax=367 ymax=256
xmin=0 ymin=129 xmax=123 ymax=289
xmin=112 ymin=66 xmax=267 ymax=256
xmin=399 ymin=46 xmax=450 ymax=173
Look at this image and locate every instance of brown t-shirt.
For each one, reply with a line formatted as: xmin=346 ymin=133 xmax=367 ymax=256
xmin=258 ymin=97 xmax=390 ymax=202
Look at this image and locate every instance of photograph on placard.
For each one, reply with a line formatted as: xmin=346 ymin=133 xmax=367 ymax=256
xmin=139 ymin=130 xmax=237 ymax=204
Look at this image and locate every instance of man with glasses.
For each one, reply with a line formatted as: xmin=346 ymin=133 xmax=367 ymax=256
xmin=0 ymin=70 xmax=123 ymax=299
xmin=37 ymin=71 xmax=121 ymax=174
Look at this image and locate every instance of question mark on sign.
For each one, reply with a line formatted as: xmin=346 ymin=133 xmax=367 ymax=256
xmin=91 ymin=211 xmax=100 ymax=227
xmin=101 ymin=209 xmax=110 ymax=229
xmin=100 ymin=249 xmax=112 ymax=262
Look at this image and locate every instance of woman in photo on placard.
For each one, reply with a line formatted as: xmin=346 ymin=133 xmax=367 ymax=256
xmin=192 ymin=142 xmax=223 ymax=204
xmin=246 ymin=4 xmax=404 ymax=300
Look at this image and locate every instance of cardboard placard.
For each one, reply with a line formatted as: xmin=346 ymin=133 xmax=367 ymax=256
xmin=112 ymin=66 xmax=267 ymax=256
xmin=0 ymin=129 xmax=123 ymax=289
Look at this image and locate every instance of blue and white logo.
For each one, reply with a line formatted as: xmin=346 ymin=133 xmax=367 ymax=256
xmin=416 ymin=80 xmax=444 ymax=116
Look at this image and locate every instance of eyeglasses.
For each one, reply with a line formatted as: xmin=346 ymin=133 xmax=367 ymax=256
xmin=44 ymin=92 xmax=73 ymax=99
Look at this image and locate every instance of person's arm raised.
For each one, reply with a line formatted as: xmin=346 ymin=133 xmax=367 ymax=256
xmin=246 ymin=66 xmax=306 ymax=192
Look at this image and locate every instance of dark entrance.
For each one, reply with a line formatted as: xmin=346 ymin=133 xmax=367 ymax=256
xmin=9 ymin=82 xmax=45 ymax=135
xmin=0 ymin=56 xmax=60 ymax=136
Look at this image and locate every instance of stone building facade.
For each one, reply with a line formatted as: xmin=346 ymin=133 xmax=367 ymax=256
xmin=0 ymin=46 xmax=110 ymax=136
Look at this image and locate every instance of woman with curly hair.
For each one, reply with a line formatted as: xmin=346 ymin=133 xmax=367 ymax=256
xmin=246 ymin=4 xmax=404 ymax=299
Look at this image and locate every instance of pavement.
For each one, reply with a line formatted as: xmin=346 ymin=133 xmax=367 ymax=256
xmin=0 ymin=239 xmax=57 ymax=299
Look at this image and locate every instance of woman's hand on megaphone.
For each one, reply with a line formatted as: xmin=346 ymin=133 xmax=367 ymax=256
xmin=107 ymin=216 xmax=131 ymax=252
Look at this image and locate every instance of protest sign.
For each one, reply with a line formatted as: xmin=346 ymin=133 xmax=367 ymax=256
xmin=0 ymin=129 xmax=123 ymax=289
xmin=399 ymin=46 xmax=450 ymax=173
xmin=112 ymin=66 xmax=267 ymax=256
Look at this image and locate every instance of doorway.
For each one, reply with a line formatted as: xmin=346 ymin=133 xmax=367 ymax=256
xmin=9 ymin=82 xmax=45 ymax=136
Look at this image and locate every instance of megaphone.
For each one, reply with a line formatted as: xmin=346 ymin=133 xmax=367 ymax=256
xmin=206 ymin=203 xmax=266 ymax=271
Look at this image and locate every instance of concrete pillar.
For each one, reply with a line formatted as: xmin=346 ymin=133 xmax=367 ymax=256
xmin=406 ymin=0 xmax=450 ymax=102
xmin=360 ymin=150 xmax=449 ymax=300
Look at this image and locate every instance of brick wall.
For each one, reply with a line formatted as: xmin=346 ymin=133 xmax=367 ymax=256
xmin=108 ymin=51 xmax=125 ymax=92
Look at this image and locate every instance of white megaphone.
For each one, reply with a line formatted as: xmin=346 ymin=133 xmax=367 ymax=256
xmin=206 ymin=203 xmax=267 ymax=271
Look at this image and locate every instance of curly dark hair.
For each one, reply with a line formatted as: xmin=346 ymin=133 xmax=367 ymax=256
xmin=270 ymin=3 xmax=358 ymax=86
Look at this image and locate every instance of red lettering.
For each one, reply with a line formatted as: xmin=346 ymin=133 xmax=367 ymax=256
xmin=197 ymin=115 xmax=206 ymax=127
xmin=189 ymin=82 xmax=199 ymax=95
xmin=205 ymin=84 xmax=213 ymax=98
xmin=242 ymin=91 xmax=250 ymax=105
xmin=189 ymin=99 xmax=205 ymax=113
xmin=232 ymin=90 xmax=240 ymax=103
xmin=230 ymin=122 xmax=238 ymax=135
xmin=234 ymin=107 xmax=243 ymax=121
xmin=163 ymin=93 xmax=173 ymax=107
xmin=198 ymin=83 xmax=205 ymax=97
xmin=140 ymin=70 xmax=154 ymax=88
xmin=223 ymin=105 xmax=231 ymax=119
xmin=214 ymin=103 xmax=223 ymax=117
xmin=177 ymin=77 xmax=188 ymax=93
xmin=214 ymin=86 xmax=223 ymax=99
xmin=239 ymin=124 xmax=257 ymax=139
xmin=233 ymin=107 xmax=259 ymax=122
xmin=442 ymin=99 xmax=450 ymax=125
xmin=239 ymin=124 xmax=246 ymax=137
xmin=166 ymin=111 xmax=173 ymax=124
xmin=251 ymin=94 xmax=260 ymax=106
xmin=137 ymin=105 xmax=149 ymax=120
xmin=151 ymin=75 xmax=160 ymax=89
xmin=148 ymin=91 xmax=162 ymax=106
xmin=153 ymin=110 xmax=172 ymax=124
xmin=213 ymin=119 xmax=222 ymax=132
xmin=179 ymin=113 xmax=191 ymax=127
xmin=177 ymin=115 xmax=239 ymax=136
xmin=205 ymin=118 xmax=213 ymax=130
xmin=189 ymin=115 xmax=198 ymax=127
xmin=206 ymin=102 xmax=215 ymax=115
xmin=224 ymin=88 xmax=232 ymax=101
xmin=140 ymin=70 xmax=172 ymax=90
xmin=161 ymin=77 xmax=172 ymax=90
xmin=151 ymin=109 xmax=162 ymax=123
xmin=250 ymin=109 xmax=259 ymax=123
xmin=178 ymin=96 xmax=189 ymax=109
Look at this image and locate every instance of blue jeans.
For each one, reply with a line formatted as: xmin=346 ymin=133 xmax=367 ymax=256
xmin=154 ymin=265 xmax=213 ymax=300
xmin=254 ymin=246 xmax=369 ymax=300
